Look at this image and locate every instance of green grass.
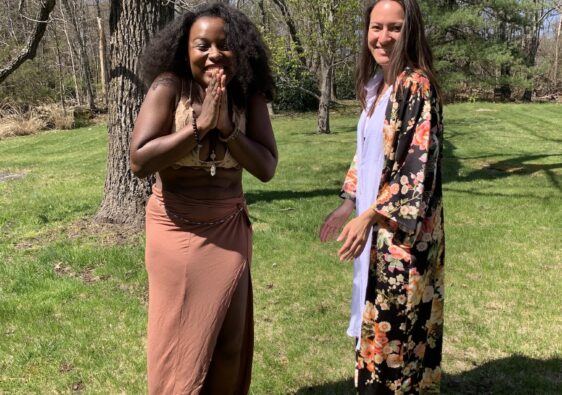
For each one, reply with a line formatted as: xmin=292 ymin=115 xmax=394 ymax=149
xmin=1 ymin=103 xmax=561 ymax=394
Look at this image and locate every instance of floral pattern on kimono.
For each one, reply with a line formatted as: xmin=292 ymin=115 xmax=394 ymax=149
xmin=341 ymin=68 xmax=445 ymax=394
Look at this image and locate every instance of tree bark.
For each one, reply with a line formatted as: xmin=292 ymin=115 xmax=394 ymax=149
xmin=317 ymin=56 xmax=331 ymax=134
xmin=0 ymin=0 xmax=56 ymax=84
xmin=95 ymin=0 xmax=174 ymax=225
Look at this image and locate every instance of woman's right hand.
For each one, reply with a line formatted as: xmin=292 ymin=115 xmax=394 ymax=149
xmin=319 ymin=199 xmax=355 ymax=242
xmin=197 ymin=69 xmax=224 ymax=133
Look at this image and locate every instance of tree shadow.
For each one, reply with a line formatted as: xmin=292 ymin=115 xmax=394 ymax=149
xmin=442 ymin=355 xmax=562 ymax=395
xmin=294 ymin=378 xmax=354 ymax=395
xmin=442 ymin=138 xmax=463 ymax=185
xmin=293 ymin=356 xmax=562 ymax=394
xmin=443 ymin=135 xmax=562 ymax=191
xmin=457 ymin=154 xmax=562 ymax=191
xmin=245 ymin=188 xmax=338 ymax=205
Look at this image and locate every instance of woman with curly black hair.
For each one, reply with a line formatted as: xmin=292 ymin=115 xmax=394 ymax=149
xmin=130 ymin=3 xmax=277 ymax=394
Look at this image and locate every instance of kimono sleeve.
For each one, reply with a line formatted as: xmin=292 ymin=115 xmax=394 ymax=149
xmin=374 ymin=78 xmax=440 ymax=239
xmin=340 ymin=153 xmax=358 ymax=201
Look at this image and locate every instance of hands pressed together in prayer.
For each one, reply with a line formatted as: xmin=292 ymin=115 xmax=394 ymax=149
xmin=198 ymin=69 xmax=234 ymax=137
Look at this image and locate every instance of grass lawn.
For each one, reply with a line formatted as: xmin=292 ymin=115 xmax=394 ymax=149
xmin=0 ymin=103 xmax=561 ymax=394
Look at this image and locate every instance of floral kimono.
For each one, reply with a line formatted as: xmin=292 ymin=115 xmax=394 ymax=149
xmin=341 ymin=68 xmax=445 ymax=394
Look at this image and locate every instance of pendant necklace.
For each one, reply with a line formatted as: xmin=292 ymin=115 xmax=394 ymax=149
xmin=208 ymin=130 xmax=218 ymax=176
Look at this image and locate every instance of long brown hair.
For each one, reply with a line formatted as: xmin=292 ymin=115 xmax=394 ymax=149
xmin=356 ymin=0 xmax=441 ymax=110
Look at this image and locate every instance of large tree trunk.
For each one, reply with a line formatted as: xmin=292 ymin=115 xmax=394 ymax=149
xmin=95 ymin=0 xmax=174 ymax=225
xmin=317 ymin=57 xmax=331 ymax=134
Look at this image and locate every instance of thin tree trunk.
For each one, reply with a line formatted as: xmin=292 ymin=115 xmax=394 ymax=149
xmin=60 ymin=1 xmax=81 ymax=106
xmin=95 ymin=0 xmax=174 ymax=225
xmin=522 ymin=4 xmax=541 ymax=102
xmin=52 ymin=20 xmax=67 ymax=116
xmin=554 ymin=10 xmax=561 ymax=86
xmin=97 ymin=16 xmax=108 ymax=105
xmin=62 ymin=0 xmax=96 ymax=113
xmin=317 ymin=57 xmax=331 ymax=134
xmin=496 ymin=19 xmax=512 ymax=101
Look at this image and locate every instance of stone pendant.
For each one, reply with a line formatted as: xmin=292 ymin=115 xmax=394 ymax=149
xmin=210 ymin=150 xmax=217 ymax=176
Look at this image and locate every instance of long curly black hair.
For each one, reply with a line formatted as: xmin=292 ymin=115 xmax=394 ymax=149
xmin=140 ymin=3 xmax=274 ymax=110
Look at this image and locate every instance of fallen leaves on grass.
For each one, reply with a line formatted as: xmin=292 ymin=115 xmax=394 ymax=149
xmin=53 ymin=262 xmax=110 ymax=284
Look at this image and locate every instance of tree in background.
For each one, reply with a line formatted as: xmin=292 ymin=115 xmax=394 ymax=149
xmin=0 ymin=0 xmax=56 ymax=84
xmin=95 ymin=0 xmax=174 ymax=225
xmin=61 ymin=0 xmax=96 ymax=113
xmin=422 ymin=0 xmax=561 ymax=101
xmin=267 ymin=0 xmax=361 ymax=133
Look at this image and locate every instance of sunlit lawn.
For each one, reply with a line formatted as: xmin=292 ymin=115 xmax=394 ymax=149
xmin=0 ymin=103 xmax=560 ymax=394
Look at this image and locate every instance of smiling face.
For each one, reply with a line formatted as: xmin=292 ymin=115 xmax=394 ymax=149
xmin=367 ymin=0 xmax=404 ymax=70
xmin=188 ymin=16 xmax=236 ymax=88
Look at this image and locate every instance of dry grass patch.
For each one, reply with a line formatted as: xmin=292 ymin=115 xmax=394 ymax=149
xmin=36 ymin=104 xmax=74 ymax=130
xmin=0 ymin=104 xmax=77 ymax=139
xmin=0 ymin=108 xmax=46 ymax=138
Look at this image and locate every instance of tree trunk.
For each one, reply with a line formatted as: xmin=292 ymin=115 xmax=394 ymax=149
xmin=317 ymin=57 xmax=331 ymax=134
xmin=95 ymin=0 xmax=174 ymax=225
xmin=522 ymin=5 xmax=541 ymax=102
xmin=553 ymin=10 xmax=561 ymax=87
xmin=496 ymin=20 xmax=511 ymax=102
xmin=52 ymin=20 xmax=67 ymax=116
xmin=60 ymin=1 xmax=81 ymax=106
xmin=96 ymin=0 xmax=109 ymax=106
xmin=62 ymin=0 xmax=96 ymax=113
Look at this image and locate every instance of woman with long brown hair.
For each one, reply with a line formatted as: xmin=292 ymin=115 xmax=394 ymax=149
xmin=320 ymin=0 xmax=445 ymax=393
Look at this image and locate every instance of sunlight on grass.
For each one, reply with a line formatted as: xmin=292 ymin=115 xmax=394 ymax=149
xmin=0 ymin=104 xmax=561 ymax=394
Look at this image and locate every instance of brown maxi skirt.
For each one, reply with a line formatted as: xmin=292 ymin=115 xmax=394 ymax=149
xmin=145 ymin=186 xmax=253 ymax=395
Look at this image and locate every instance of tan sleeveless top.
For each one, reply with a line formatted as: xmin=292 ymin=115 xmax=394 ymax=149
xmin=171 ymin=81 xmax=246 ymax=169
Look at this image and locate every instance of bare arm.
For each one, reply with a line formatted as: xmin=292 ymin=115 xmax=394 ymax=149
xmin=129 ymin=73 xmax=221 ymax=178
xmin=222 ymin=94 xmax=278 ymax=182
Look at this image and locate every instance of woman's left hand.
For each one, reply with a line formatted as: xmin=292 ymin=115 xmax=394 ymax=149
xmin=337 ymin=211 xmax=376 ymax=261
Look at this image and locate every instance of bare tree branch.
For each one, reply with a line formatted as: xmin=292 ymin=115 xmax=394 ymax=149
xmin=0 ymin=0 xmax=56 ymax=84
xmin=271 ymin=0 xmax=306 ymax=66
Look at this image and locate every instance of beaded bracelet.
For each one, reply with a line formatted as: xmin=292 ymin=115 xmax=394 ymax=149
xmin=218 ymin=127 xmax=241 ymax=143
xmin=191 ymin=113 xmax=200 ymax=145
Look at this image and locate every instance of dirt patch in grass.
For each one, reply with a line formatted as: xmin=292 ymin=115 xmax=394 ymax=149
xmin=64 ymin=218 xmax=143 ymax=246
xmin=15 ymin=217 xmax=143 ymax=251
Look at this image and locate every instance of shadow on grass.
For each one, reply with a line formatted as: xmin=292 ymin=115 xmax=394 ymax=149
xmin=293 ymin=356 xmax=562 ymax=394
xmin=245 ymin=188 xmax=337 ymax=205
xmin=457 ymin=154 xmax=562 ymax=191
xmin=442 ymin=355 xmax=562 ymax=395
xmin=294 ymin=378 xmax=354 ymax=395
xmin=443 ymin=136 xmax=562 ymax=191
